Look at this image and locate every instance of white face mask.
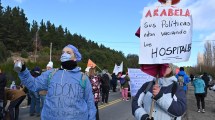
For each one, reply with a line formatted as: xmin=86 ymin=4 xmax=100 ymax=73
xmin=60 ymin=52 xmax=73 ymax=62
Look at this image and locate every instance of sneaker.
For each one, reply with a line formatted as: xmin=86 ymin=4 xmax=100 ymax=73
xmin=126 ymin=99 xmax=129 ymax=101
xmin=197 ymin=109 xmax=201 ymax=113
xmin=122 ymin=98 xmax=125 ymax=101
xmin=30 ymin=113 xmax=35 ymax=116
xmin=202 ymin=109 xmax=205 ymax=113
xmin=101 ymin=102 xmax=104 ymax=105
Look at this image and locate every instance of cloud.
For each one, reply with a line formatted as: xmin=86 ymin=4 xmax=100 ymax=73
xmin=178 ymin=0 xmax=215 ymax=31
xmin=204 ymin=32 xmax=215 ymax=41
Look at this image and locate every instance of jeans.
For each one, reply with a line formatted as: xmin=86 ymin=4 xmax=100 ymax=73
xmin=29 ymin=90 xmax=40 ymax=114
xmin=40 ymin=95 xmax=46 ymax=111
xmin=195 ymin=93 xmax=205 ymax=109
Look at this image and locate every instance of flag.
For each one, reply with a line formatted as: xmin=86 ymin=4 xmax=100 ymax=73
xmin=119 ymin=61 xmax=123 ymax=72
xmin=113 ymin=64 xmax=118 ymax=74
xmin=113 ymin=61 xmax=123 ymax=75
xmin=87 ymin=59 xmax=96 ymax=68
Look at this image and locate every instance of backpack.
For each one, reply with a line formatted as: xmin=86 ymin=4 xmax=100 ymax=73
xmin=120 ymin=78 xmax=126 ymax=85
xmin=178 ymin=75 xmax=184 ymax=86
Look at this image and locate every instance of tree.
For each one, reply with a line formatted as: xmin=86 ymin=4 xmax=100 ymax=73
xmin=0 ymin=42 xmax=10 ymax=62
xmin=204 ymin=41 xmax=213 ymax=66
xmin=126 ymin=54 xmax=140 ymax=68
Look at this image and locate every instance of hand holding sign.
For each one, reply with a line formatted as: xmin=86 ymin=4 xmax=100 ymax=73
xmin=152 ymin=83 xmax=160 ymax=97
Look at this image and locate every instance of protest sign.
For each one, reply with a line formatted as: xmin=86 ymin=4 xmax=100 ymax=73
xmin=139 ymin=6 xmax=192 ymax=64
xmin=128 ymin=68 xmax=154 ymax=96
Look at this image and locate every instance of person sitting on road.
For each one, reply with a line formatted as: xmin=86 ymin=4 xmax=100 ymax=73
xmin=14 ymin=44 xmax=96 ymax=120
xmin=132 ymin=63 xmax=187 ymax=120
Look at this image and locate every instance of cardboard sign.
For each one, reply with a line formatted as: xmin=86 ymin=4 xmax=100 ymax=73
xmin=139 ymin=6 xmax=192 ymax=64
xmin=128 ymin=68 xmax=154 ymax=96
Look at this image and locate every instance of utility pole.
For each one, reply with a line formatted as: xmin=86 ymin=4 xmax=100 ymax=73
xmin=50 ymin=42 xmax=52 ymax=61
xmin=34 ymin=30 xmax=38 ymax=62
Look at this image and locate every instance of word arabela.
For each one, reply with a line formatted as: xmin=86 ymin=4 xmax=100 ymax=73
xmin=145 ymin=8 xmax=190 ymax=18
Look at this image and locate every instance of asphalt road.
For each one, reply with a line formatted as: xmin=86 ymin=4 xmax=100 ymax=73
xmin=17 ymin=83 xmax=215 ymax=120
xmin=18 ymin=90 xmax=135 ymax=120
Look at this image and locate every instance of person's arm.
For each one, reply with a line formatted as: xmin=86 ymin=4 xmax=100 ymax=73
xmin=202 ymin=80 xmax=205 ymax=88
xmin=84 ymin=77 xmax=96 ymax=120
xmin=132 ymin=82 xmax=150 ymax=120
xmin=155 ymin=84 xmax=186 ymax=117
xmin=18 ymin=68 xmax=52 ymax=92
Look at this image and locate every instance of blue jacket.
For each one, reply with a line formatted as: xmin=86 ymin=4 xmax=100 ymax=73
xmin=18 ymin=67 xmax=96 ymax=120
xmin=132 ymin=76 xmax=186 ymax=120
xmin=192 ymin=78 xmax=205 ymax=94
xmin=176 ymin=71 xmax=190 ymax=91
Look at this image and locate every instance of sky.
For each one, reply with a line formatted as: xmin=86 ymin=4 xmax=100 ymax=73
xmin=1 ymin=0 xmax=215 ymax=67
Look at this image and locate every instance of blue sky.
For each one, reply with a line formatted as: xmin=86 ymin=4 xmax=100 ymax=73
xmin=1 ymin=0 xmax=215 ymax=67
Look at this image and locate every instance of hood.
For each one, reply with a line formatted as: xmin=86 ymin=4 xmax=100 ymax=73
xmin=159 ymin=76 xmax=177 ymax=87
xmin=177 ymin=71 xmax=186 ymax=76
xmin=194 ymin=78 xmax=203 ymax=83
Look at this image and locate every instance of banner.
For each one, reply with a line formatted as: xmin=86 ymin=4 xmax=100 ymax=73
xmin=87 ymin=59 xmax=96 ymax=68
xmin=113 ymin=62 xmax=123 ymax=75
xmin=128 ymin=68 xmax=154 ymax=96
xmin=139 ymin=6 xmax=192 ymax=64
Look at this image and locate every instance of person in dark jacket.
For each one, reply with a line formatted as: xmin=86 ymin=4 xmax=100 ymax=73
xmin=0 ymin=68 xmax=7 ymax=119
xmin=0 ymin=68 xmax=7 ymax=120
xmin=201 ymin=72 xmax=210 ymax=97
xmin=101 ymin=70 xmax=110 ymax=104
xmin=111 ymin=73 xmax=117 ymax=92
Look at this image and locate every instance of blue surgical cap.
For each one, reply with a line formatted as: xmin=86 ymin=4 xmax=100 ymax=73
xmin=64 ymin=44 xmax=82 ymax=62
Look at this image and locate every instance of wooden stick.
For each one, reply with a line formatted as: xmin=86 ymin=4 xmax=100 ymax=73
xmin=149 ymin=0 xmax=173 ymax=119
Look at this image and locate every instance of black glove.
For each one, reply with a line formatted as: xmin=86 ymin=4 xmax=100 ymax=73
xmin=141 ymin=115 xmax=154 ymax=120
xmin=146 ymin=117 xmax=154 ymax=120
xmin=20 ymin=63 xmax=26 ymax=72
